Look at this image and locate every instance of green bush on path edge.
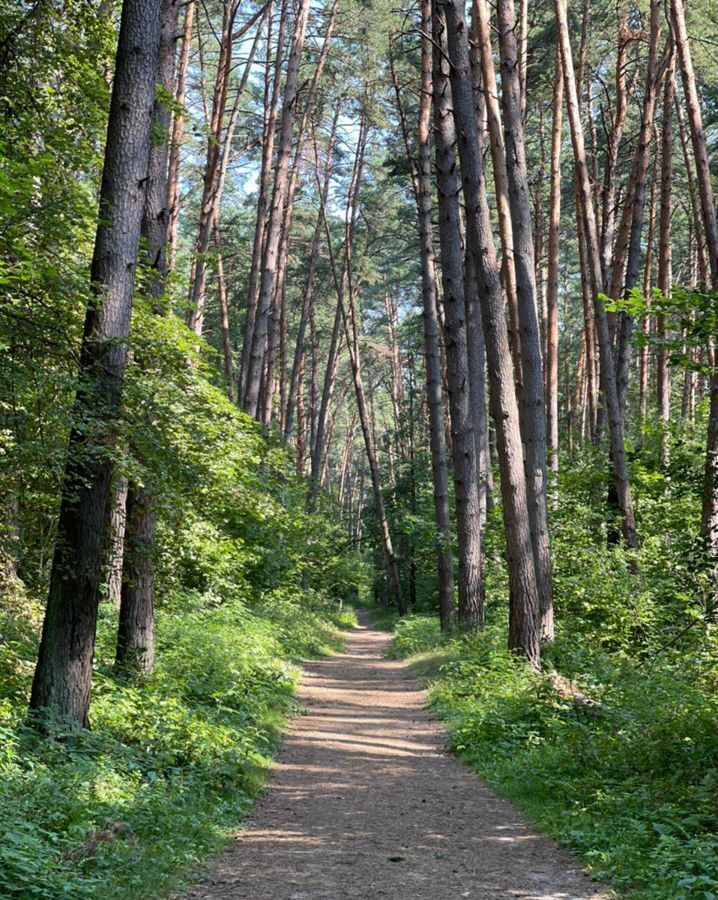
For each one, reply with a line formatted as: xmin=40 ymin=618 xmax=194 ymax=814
xmin=0 ymin=592 xmax=356 ymax=900
xmin=386 ymin=613 xmax=718 ymax=900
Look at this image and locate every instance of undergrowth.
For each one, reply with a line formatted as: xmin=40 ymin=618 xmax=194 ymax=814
xmin=0 ymin=590 xmax=355 ymax=899
xmin=389 ymin=614 xmax=718 ymax=899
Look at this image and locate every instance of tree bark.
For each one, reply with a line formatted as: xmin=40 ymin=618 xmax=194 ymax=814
xmin=243 ymin=0 xmax=312 ymax=419
xmin=614 ymin=0 xmax=663 ymax=415
xmin=391 ymin=14 xmax=455 ymax=628
xmin=239 ymin=0 xmax=288 ymax=398
xmin=437 ymin=0 xmax=540 ymax=666
xmin=554 ymin=0 xmax=637 ymax=548
xmin=656 ymin=54 xmax=674 ymax=456
xmin=546 ymin=44 xmax=562 ymax=472
xmin=116 ymin=0 xmax=180 ymax=677
xmin=30 ymin=0 xmax=162 ymax=726
xmin=433 ymin=32 xmax=484 ymax=630
xmin=167 ymin=0 xmax=195 ymax=268
xmin=496 ymin=0 xmax=554 ymax=640
xmin=470 ymin=0 xmax=522 ymax=389
xmin=670 ymin=0 xmax=718 ymax=584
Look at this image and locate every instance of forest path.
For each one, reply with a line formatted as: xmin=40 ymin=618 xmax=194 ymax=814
xmin=183 ymin=613 xmax=609 ymax=900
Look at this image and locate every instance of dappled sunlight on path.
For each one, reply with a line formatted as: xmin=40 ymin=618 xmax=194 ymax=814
xmin=184 ymin=614 xmax=608 ymax=900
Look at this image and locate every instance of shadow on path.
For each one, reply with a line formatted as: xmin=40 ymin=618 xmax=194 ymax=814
xmin=183 ymin=612 xmax=609 ymax=900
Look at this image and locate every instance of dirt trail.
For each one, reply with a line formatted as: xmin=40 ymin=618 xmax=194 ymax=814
xmin=184 ymin=613 xmax=609 ymax=899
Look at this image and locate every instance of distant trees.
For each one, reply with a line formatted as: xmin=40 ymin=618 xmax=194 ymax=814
xmin=2 ymin=0 xmax=717 ymax=729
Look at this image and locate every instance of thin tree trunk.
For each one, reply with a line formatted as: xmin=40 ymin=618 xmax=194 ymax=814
xmin=614 ymin=0 xmax=663 ymax=415
xmin=30 ymin=0 xmax=162 ymax=726
xmin=184 ymin=0 xmax=240 ymax=335
xmin=263 ymin=0 xmax=339 ymax=427
xmin=639 ymin=173 xmax=656 ymax=423
xmin=391 ymin=13 xmax=454 ymax=627
xmin=656 ymin=53 xmax=675 ymax=460
xmin=239 ymin=0 xmax=288 ymax=398
xmin=546 ymin=44 xmax=562 ymax=472
xmin=244 ymin=0 xmax=312 ymax=419
xmin=555 ymin=0 xmax=637 ymax=548
xmin=670 ymin=0 xmax=718 ymax=591
xmin=320 ymin=118 xmax=405 ymax=615
xmin=284 ymin=113 xmax=339 ymax=441
xmin=437 ymin=0 xmax=540 ymax=666
xmin=167 ymin=0 xmax=195 ymax=267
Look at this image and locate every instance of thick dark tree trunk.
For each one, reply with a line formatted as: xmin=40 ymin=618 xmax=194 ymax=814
xmin=30 ymin=0 xmax=162 ymax=727
xmin=433 ymin=32 xmax=484 ymax=630
xmin=496 ymin=0 xmax=554 ymax=641
xmin=116 ymin=0 xmax=179 ymax=677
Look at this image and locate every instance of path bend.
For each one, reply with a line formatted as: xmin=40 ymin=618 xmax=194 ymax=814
xmin=184 ymin=614 xmax=609 ymax=900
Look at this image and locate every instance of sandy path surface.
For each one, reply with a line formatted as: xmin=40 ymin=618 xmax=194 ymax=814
xmin=184 ymin=613 xmax=610 ymax=899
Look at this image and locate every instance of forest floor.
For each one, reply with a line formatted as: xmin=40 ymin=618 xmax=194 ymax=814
xmin=182 ymin=612 xmax=611 ymax=900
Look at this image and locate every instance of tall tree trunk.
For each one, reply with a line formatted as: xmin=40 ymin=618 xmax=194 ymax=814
xmin=433 ymin=35 xmax=484 ymax=630
xmin=470 ymin=0 xmax=522 ymax=388
xmin=184 ymin=0 xmax=239 ymax=335
xmin=391 ymin=13 xmax=455 ymax=627
xmin=244 ymin=0 xmax=312 ymax=419
xmin=239 ymin=0 xmax=288 ymax=399
xmin=554 ymin=0 xmax=637 ymax=548
xmin=496 ymin=0 xmax=554 ymax=640
xmin=116 ymin=0 xmax=180 ymax=677
xmin=30 ymin=0 xmax=162 ymax=726
xmin=670 ymin=0 xmax=718 ymax=596
xmin=167 ymin=0 xmax=195 ymax=268
xmin=263 ymin=0 xmax=339 ymax=427
xmin=284 ymin=113 xmax=339 ymax=441
xmin=614 ymin=0 xmax=663 ymax=415
xmin=321 ymin=118 xmax=405 ymax=615
xmin=437 ymin=0 xmax=540 ymax=666
xmin=599 ymin=24 xmax=631 ymax=288
xmin=656 ymin=53 xmax=675 ymax=461
xmin=546 ymin=44 xmax=563 ymax=472
xmin=639 ymin=173 xmax=656 ymax=423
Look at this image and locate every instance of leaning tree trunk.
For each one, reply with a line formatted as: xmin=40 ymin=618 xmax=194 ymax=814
xmin=496 ymin=0 xmax=554 ymax=641
xmin=30 ymin=0 xmax=162 ymax=727
xmin=436 ymin=0 xmax=540 ymax=667
xmin=554 ymin=0 xmax=638 ymax=548
xmin=433 ymin=34 xmax=484 ymax=630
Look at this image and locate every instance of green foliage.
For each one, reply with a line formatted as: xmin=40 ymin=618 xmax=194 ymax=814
xmin=0 ymin=591 xmax=354 ymax=899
